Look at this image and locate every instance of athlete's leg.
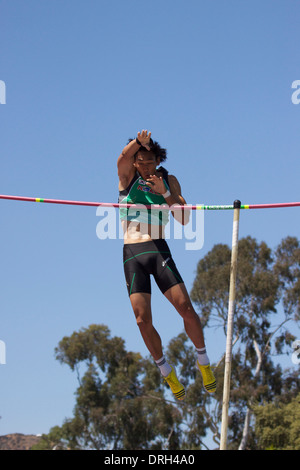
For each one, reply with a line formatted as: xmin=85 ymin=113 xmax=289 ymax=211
xmin=130 ymin=291 xmax=185 ymax=398
xmin=164 ymin=283 xmax=216 ymax=393
xmin=163 ymin=283 xmax=205 ymax=349
xmin=130 ymin=292 xmax=163 ymax=361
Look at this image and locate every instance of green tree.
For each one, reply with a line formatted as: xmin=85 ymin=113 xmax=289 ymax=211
xmin=253 ymin=392 xmax=300 ymax=450
xmin=34 ymin=236 xmax=300 ymax=450
xmin=190 ymin=236 xmax=300 ymax=449
xmin=274 ymin=236 xmax=300 ymax=323
xmin=34 ymin=324 xmax=182 ymax=450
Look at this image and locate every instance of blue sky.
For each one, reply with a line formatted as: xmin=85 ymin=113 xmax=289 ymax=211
xmin=1 ymin=0 xmax=299 ymax=444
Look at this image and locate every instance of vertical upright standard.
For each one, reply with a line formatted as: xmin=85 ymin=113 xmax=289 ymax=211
xmin=220 ymin=200 xmax=241 ymax=450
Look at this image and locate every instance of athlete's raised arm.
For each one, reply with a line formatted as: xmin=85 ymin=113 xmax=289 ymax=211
xmin=117 ymin=130 xmax=151 ymax=190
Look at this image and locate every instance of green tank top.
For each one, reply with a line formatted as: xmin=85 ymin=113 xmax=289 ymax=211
xmin=119 ymin=167 xmax=170 ymax=226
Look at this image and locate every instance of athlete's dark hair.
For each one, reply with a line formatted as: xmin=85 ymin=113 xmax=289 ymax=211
xmin=128 ymin=138 xmax=167 ymax=162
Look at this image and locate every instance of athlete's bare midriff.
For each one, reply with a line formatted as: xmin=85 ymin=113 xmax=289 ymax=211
xmin=122 ymin=220 xmax=166 ymax=244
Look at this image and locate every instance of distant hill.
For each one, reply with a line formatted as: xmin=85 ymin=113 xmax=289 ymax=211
xmin=0 ymin=433 xmax=41 ymax=450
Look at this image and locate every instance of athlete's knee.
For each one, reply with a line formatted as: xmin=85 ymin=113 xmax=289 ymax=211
xmin=176 ymin=297 xmax=196 ymax=319
xmin=136 ymin=316 xmax=154 ymax=336
xmin=136 ymin=313 xmax=152 ymax=326
xmin=132 ymin=305 xmax=152 ymax=328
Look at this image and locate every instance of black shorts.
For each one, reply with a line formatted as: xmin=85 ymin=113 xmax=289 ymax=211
xmin=123 ymin=239 xmax=184 ymax=296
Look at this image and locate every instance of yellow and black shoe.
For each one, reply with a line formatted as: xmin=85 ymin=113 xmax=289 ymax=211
xmin=196 ymin=361 xmax=216 ymax=393
xmin=164 ymin=366 xmax=185 ymax=400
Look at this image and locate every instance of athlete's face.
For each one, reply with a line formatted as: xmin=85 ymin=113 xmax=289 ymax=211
xmin=133 ymin=150 xmax=160 ymax=181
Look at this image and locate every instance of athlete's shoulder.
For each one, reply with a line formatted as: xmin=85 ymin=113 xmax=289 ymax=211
xmin=168 ymin=174 xmax=180 ymax=185
xmin=167 ymin=175 xmax=183 ymax=195
xmin=168 ymin=174 xmax=178 ymax=181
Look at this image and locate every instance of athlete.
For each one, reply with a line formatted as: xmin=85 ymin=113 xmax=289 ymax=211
xmin=117 ymin=130 xmax=216 ymax=399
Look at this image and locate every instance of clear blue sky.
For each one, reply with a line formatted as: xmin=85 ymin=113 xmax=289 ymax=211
xmin=1 ymin=0 xmax=299 ymax=443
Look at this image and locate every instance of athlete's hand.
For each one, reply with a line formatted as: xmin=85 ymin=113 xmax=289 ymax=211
xmin=137 ymin=130 xmax=151 ymax=150
xmin=145 ymin=174 xmax=167 ymax=195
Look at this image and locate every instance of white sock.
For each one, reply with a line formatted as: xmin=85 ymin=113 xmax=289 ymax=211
xmin=155 ymin=356 xmax=172 ymax=377
xmin=196 ymin=347 xmax=210 ymax=366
